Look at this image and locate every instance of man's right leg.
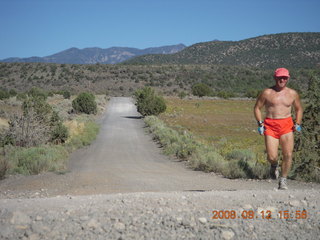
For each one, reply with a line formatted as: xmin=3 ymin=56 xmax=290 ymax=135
xmin=265 ymin=135 xmax=280 ymax=179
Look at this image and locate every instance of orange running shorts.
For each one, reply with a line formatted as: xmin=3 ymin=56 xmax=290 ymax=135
xmin=264 ymin=117 xmax=294 ymax=139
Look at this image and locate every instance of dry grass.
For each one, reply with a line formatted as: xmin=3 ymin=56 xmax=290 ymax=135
xmin=64 ymin=120 xmax=85 ymax=139
xmin=160 ymin=97 xmax=266 ymax=157
xmin=0 ymin=98 xmax=22 ymax=116
xmin=0 ymin=118 xmax=9 ymax=129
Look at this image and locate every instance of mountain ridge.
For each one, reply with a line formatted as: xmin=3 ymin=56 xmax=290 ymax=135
xmin=1 ymin=44 xmax=186 ymax=64
xmin=125 ymin=32 xmax=320 ymax=68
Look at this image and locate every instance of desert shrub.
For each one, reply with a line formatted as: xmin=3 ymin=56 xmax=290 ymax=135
xmin=0 ymin=134 xmax=14 ymax=147
xmin=16 ymin=92 xmax=27 ymax=101
xmin=293 ymin=75 xmax=320 ymax=182
xmin=72 ymin=92 xmax=97 ymax=114
xmin=145 ymin=115 xmax=271 ymax=180
xmin=50 ymin=111 xmax=62 ymax=126
xmin=0 ymin=89 xmax=10 ymax=100
xmin=145 ymin=116 xmax=228 ymax=172
xmin=134 ymin=87 xmax=166 ymax=116
xmin=5 ymin=96 xmax=67 ymax=147
xmin=22 ymin=96 xmax=52 ymax=123
xmin=8 ymin=99 xmax=52 ymax=147
xmin=1 ymin=116 xmax=99 ymax=177
xmin=68 ymin=120 xmax=99 ymax=148
xmin=250 ymin=161 xmax=269 ymax=179
xmin=178 ymin=91 xmax=187 ymax=99
xmin=191 ymin=150 xmax=226 ymax=173
xmin=0 ymin=153 xmax=8 ymax=179
xmin=217 ymin=91 xmax=235 ymax=99
xmin=51 ymin=122 xmax=69 ymax=144
xmin=222 ymin=147 xmax=268 ymax=179
xmin=6 ymin=145 xmax=68 ymax=175
xmin=191 ymin=83 xmax=212 ymax=97
xmin=226 ymin=149 xmax=255 ymax=161
xmin=27 ymin=87 xmax=47 ymax=100
xmin=9 ymin=89 xmax=17 ymax=97
xmin=62 ymin=90 xmax=71 ymax=99
xmin=245 ymin=89 xmax=261 ymax=98
xmin=221 ymin=160 xmax=247 ymax=179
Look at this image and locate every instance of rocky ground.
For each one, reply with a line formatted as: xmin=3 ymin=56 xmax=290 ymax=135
xmin=1 ymin=189 xmax=319 ymax=240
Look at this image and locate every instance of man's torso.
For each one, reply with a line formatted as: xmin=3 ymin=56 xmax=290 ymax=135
xmin=264 ymin=87 xmax=295 ymax=119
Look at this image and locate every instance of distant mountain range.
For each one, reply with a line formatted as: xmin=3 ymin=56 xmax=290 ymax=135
xmin=1 ymin=32 xmax=319 ymax=68
xmin=125 ymin=32 xmax=320 ymax=68
xmin=0 ymin=44 xmax=186 ymax=64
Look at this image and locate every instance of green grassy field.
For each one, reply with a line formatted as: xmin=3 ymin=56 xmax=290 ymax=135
xmin=159 ymin=97 xmax=266 ymax=161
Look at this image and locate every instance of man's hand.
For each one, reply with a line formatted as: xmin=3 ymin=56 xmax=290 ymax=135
xmin=257 ymin=120 xmax=265 ymax=135
xmin=258 ymin=125 xmax=265 ymax=135
xmin=294 ymin=124 xmax=302 ymax=132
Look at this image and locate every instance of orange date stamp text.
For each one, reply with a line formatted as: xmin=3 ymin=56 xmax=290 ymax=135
xmin=211 ymin=209 xmax=308 ymax=220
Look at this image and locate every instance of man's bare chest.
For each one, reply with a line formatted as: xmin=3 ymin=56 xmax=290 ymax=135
xmin=266 ymin=92 xmax=294 ymax=108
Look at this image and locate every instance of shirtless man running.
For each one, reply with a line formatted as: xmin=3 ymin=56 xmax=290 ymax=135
xmin=254 ymin=68 xmax=303 ymax=190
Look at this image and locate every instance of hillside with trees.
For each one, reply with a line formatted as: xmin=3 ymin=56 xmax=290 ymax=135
xmin=125 ymin=33 xmax=320 ymax=68
xmin=1 ymin=62 xmax=318 ymax=97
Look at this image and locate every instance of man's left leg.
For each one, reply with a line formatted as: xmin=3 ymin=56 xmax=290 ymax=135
xmin=279 ymin=132 xmax=294 ymax=189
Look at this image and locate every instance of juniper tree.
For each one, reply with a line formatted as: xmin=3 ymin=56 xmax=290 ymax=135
xmin=293 ymin=75 xmax=320 ymax=182
xmin=72 ymin=92 xmax=97 ymax=114
xmin=134 ymin=87 xmax=166 ymax=116
xmin=191 ymin=83 xmax=212 ymax=97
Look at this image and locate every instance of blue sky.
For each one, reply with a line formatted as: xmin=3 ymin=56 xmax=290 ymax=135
xmin=0 ymin=0 xmax=319 ymax=59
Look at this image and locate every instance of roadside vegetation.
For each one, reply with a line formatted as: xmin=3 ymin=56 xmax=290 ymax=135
xmin=293 ymin=75 xmax=320 ymax=182
xmin=0 ymin=88 xmax=107 ymax=179
xmin=134 ymin=86 xmax=166 ymax=116
xmin=143 ymin=74 xmax=320 ymax=182
xmin=145 ymin=98 xmax=269 ymax=179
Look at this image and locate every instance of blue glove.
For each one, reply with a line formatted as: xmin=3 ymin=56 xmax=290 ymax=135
xmin=295 ymin=124 xmax=302 ymax=132
xmin=258 ymin=126 xmax=265 ymax=135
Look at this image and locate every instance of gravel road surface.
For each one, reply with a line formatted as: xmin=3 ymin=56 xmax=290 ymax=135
xmin=1 ymin=97 xmax=319 ymax=239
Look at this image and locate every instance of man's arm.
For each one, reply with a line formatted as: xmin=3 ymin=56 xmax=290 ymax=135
xmin=293 ymin=91 xmax=303 ymax=125
xmin=254 ymin=90 xmax=266 ymax=123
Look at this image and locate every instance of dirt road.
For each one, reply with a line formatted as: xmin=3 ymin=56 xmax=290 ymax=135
xmin=0 ymin=97 xmax=319 ymax=239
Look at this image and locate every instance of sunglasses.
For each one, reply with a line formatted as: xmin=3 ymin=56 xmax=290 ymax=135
xmin=276 ymin=76 xmax=289 ymax=80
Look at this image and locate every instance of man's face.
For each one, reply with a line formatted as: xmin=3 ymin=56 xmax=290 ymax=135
xmin=275 ymin=76 xmax=289 ymax=88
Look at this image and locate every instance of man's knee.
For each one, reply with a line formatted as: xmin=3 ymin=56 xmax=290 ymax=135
xmin=282 ymin=152 xmax=293 ymax=160
xmin=267 ymin=154 xmax=278 ymax=163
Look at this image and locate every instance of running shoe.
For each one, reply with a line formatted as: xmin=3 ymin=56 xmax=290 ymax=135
xmin=278 ymin=177 xmax=288 ymax=190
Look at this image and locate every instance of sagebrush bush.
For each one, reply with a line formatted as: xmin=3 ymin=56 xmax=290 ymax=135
xmin=191 ymin=150 xmax=226 ymax=173
xmin=251 ymin=161 xmax=269 ymax=179
xmin=7 ymin=145 xmax=68 ymax=175
xmin=222 ymin=160 xmax=247 ymax=179
xmin=226 ymin=149 xmax=255 ymax=161
xmin=72 ymin=92 xmax=97 ymax=114
xmin=145 ymin=115 xmax=271 ymax=180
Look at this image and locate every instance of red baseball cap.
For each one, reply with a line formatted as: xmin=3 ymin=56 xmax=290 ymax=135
xmin=274 ymin=68 xmax=290 ymax=77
